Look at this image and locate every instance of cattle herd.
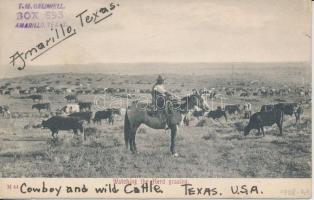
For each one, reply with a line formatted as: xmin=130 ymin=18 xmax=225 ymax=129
xmin=0 ymin=82 xmax=124 ymax=140
xmin=0 ymin=76 xmax=311 ymax=144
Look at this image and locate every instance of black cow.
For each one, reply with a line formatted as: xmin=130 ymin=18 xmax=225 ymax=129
xmin=78 ymin=102 xmax=92 ymax=111
xmin=226 ymin=91 xmax=234 ymax=96
xmin=192 ymin=110 xmax=206 ymax=119
xmin=30 ymin=94 xmax=43 ymax=102
xmin=32 ymin=103 xmax=50 ymax=112
xmin=240 ymin=92 xmax=249 ymax=97
xmin=55 ymin=89 xmax=63 ymax=94
xmin=224 ymin=104 xmax=241 ymax=115
xmin=68 ymin=111 xmax=92 ymax=123
xmin=207 ymin=108 xmax=227 ymax=122
xmin=42 ymin=116 xmax=84 ymax=139
xmin=93 ymin=110 xmax=114 ymax=125
xmin=274 ymin=103 xmax=297 ymax=116
xmin=244 ymin=110 xmax=284 ymax=137
xmin=260 ymin=104 xmax=274 ymax=112
xmin=261 ymin=103 xmax=300 ymax=122
xmin=65 ymin=95 xmax=78 ymax=102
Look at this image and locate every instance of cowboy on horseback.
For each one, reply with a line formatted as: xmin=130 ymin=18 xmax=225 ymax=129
xmin=124 ymin=76 xmax=209 ymax=155
xmin=152 ymin=75 xmax=172 ymax=111
xmin=150 ymin=75 xmax=177 ymax=129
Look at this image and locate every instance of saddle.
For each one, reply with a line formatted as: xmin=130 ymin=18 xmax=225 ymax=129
xmin=147 ymin=101 xmax=173 ymax=116
xmin=146 ymin=95 xmax=178 ymax=127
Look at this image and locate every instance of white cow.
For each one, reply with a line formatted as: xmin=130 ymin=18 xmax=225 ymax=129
xmin=61 ymin=104 xmax=80 ymax=114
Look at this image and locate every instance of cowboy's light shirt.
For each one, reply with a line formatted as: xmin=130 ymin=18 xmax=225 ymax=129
xmin=153 ymin=84 xmax=167 ymax=93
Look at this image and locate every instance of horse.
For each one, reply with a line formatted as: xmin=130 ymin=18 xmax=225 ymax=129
xmin=124 ymin=93 xmax=209 ymax=156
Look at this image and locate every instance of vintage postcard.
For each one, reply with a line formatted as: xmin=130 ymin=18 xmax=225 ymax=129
xmin=0 ymin=0 xmax=312 ymax=199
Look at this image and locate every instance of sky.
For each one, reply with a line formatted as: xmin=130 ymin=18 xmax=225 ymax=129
xmin=0 ymin=0 xmax=311 ymax=73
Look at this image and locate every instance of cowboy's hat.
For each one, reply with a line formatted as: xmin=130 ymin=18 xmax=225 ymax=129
xmin=156 ymin=75 xmax=165 ymax=81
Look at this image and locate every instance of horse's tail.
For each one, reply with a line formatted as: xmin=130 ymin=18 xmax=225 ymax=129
xmin=124 ymin=111 xmax=131 ymax=148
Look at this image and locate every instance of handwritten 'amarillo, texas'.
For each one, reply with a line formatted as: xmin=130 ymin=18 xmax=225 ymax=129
xmin=9 ymin=2 xmax=119 ymax=71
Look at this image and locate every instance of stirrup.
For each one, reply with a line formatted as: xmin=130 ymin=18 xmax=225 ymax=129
xmin=164 ymin=125 xmax=170 ymax=133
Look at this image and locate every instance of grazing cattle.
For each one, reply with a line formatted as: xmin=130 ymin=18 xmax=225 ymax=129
xmin=93 ymin=88 xmax=105 ymax=94
xmin=207 ymin=107 xmax=227 ymax=122
xmin=4 ymin=91 xmax=11 ymax=95
xmin=78 ymin=102 xmax=92 ymax=111
xmin=54 ymin=89 xmax=63 ymax=94
xmin=84 ymin=90 xmax=92 ymax=94
xmin=0 ymin=105 xmax=10 ymax=118
xmin=47 ymin=87 xmax=55 ymax=93
xmin=29 ymin=94 xmax=43 ymax=102
xmin=32 ymin=103 xmax=51 ymax=112
xmin=274 ymin=103 xmax=297 ymax=116
xmin=224 ymin=104 xmax=241 ymax=115
xmin=42 ymin=116 xmax=85 ymax=140
xmin=261 ymin=103 xmax=300 ymax=123
xmin=68 ymin=111 xmax=92 ymax=123
xmin=240 ymin=92 xmax=249 ymax=97
xmin=65 ymin=95 xmax=78 ymax=102
xmin=19 ymin=90 xmax=30 ymax=95
xmin=244 ymin=110 xmax=284 ymax=136
xmin=106 ymin=88 xmax=116 ymax=93
xmin=226 ymin=91 xmax=234 ymax=96
xmin=76 ymin=90 xmax=84 ymax=95
xmin=36 ymin=86 xmax=47 ymax=93
xmin=60 ymin=104 xmax=80 ymax=114
xmin=192 ymin=110 xmax=206 ymax=119
xmin=260 ymin=104 xmax=274 ymax=112
xmin=93 ymin=110 xmax=114 ymax=124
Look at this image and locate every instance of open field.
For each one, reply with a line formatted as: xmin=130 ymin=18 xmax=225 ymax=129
xmin=0 ymin=65 xmax=311 ymax=177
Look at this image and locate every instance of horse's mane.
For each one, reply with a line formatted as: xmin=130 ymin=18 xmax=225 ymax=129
xmin=175 ymin=93 xmax=198 ymax=110
xmin=180 ymin=93 xmax=195 ymax=101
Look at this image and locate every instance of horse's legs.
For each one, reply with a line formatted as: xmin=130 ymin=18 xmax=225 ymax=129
xmin=170 ymin=125 xmax=177 ymax=155
xmin=129 ymin=124 xmax=139 ymax=153
xmin=261 ymin=126 xmax=265 ymax=137
xmin=132 ymin=130 xmax=137 ymax=153
xmin=129 ymin=130 xmax=136 ymax=153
